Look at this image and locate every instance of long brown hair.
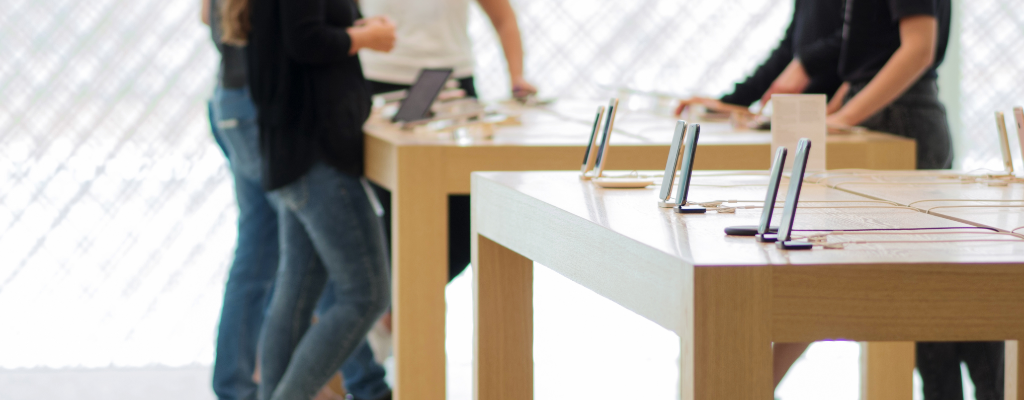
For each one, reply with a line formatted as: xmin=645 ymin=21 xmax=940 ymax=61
xmin=220 ymin=0 xmax=251 ymax=46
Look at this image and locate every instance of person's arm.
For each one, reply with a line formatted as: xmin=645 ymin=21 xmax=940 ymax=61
xmin=797 ymin=29 xmax=843 ymax=86
xmin=201 ymin=0 xmax=211 ymax=25
xmin=827 ymin=15 xmax=937 ymax=128
xmin=676 ymin=7 xmax=797 ymax=116
xmin=476 ymin=0 xmax=536 ymax=97
xmin=720 ymin=15 xmax=797 ymax=107
xmin=279 ymin=0 xmax=394 ymax=64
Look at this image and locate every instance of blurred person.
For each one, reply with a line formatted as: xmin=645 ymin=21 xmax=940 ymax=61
xmin=361 ymin=0 xmax=536 ymax=99
xmin=360 ymin=0 xmax=537 ymax=303
xmin=826 ymin=1 xmax=1002 ymax=398
xmin=674 ymin=0 xmax=845 ymax=388
xmin=205 ymin=0 xmax=394 ymax=398
xmin=675 ymin=0 xmax=844 ymax=117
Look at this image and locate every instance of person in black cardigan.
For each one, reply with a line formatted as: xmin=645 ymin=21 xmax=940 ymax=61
xmin=220 ymin=0 xmax=396 ymax=398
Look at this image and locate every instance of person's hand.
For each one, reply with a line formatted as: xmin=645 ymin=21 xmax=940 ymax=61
xmin=675 ymin=97 xmax=751 ymax=117
xmin=347 ymin=15 xmax=396 ymax=54
xmin=826 ymin=112 xmax=857 ymax=133
xmin=825 ymin=82 xmax=849 ymax=116
xmin=760 ymin=59 xmax=811 ymax=107
xmin=511 ymin=76 xmax=537 ymax=99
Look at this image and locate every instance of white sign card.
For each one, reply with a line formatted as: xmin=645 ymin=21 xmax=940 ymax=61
xmin=771 ymin=94 xmax=827 ymax=171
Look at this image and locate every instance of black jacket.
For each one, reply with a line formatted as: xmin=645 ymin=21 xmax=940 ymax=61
xmin=247 ymin=0 xmax=371 ymax=190
xmin=720 ymin=0 xmax=845 ymax=106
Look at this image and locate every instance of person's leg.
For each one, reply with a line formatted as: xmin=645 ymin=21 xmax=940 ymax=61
xmin=211 ymin=86 xmax=280 ymax=400
xmin=959 ymin=342 xmax=1005 ymax=400
xmin=340 ymin=341 xmax=390 ymax=400
xmin=258 ymin=205 xmax=330 ymax=400
xmin=918 ymin=343 xmax=965 ymax=400
xmin=265 ymin=166 xmax=391 ymax=400
xmin=448 ymin=195 xmax=471 ymax=281
xmin=456 ymin=77 xmax=477 ymax=98
xmin=316 ymin=281 xmax=390 ymax=400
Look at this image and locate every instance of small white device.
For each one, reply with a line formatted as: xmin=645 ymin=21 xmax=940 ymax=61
xmin=591 ymin=98 xmax=656 ymax=188
xmin=996 ymin=111 xmax=1014 ymax=174
xmin=657 ymin=120 xmax=688 ymax=207
xmin=1013 ymin=107 xmax=1024 ymax=172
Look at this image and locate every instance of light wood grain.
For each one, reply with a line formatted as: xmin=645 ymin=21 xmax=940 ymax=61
xmin=1009 ymin=340 xmax=1021 ymax=400
xmin=392 ymin=146 xmax=449 ymax=400
xmin=692 ymin=267 xmax=772 ymax=400
xmin=365 ymin=100 xmax=917 ymax=399
xmin=861 ymin=343 xmax=915 ymax=400
xmin=472 ymin=235 xmax=533 ymax=400
xmin=772 ymin=263 xmax=1024 ymax=342
xmin=472 ymin=171 xmax=1024 ymax=400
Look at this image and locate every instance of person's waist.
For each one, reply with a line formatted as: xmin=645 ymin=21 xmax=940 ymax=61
xmin=848 ymin=77 xmax=939 ymax=99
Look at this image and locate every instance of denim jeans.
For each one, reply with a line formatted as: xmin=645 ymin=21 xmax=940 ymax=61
xmin=257 ymin=163 xmax=391 ymax=400
xmin=210 ymin=86 xmax=389 ymax=400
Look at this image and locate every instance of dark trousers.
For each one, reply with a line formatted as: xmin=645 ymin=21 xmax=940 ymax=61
xmin=368 ymin=77 xmax=477 ymax=282
xmin=847 ymin=78 xmax=1002 ymax=400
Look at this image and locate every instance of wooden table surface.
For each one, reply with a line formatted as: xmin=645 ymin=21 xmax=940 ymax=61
xmin=816 ymin=171 xmax=1024 ymax=232
xmin=470 ymin=171 xmax=1024 ymax=400
xmin=362 ymin=100 xmax=917 ymax=400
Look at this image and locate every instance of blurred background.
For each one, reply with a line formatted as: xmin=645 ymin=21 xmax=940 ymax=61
xmin=0 ymin=0 xmax=1021 ymax=398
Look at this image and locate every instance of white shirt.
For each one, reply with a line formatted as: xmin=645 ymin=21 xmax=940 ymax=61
xmin=359 ymin=0 xmax=474 ymax=84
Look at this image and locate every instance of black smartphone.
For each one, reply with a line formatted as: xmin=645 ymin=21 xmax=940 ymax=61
xmin=581 ymin=106 xmax=606 ymax=176
xmin=776 ymin=139 xmax=813 ymax=250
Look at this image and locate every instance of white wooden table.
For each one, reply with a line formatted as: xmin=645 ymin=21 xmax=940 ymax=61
xmin=470 ymin=171 xmax=1024 ymax=400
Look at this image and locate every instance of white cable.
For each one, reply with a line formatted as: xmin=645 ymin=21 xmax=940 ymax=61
xmin=822 ymin=239 xmax=1024 ymax=249
xmin=831 ymin=180 xmax=973 ymax=189
xmin=806 ymin=231 xmax=1024 ymax=241
xmin=906 ymin=199 xmax=1024 ymax=208
xmin=923 ymin=204 xmax=1024 ymax=214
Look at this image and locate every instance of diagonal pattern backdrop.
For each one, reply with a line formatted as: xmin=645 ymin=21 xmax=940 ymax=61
xmin=0 ymin=0 xmax=1020 ymax=369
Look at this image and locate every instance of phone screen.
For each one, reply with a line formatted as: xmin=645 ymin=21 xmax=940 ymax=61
xmin=581 ymin=106 xmax=606 ymax=175
xmin=673 ymin=124 xmax=701 ymax=205
xmin=776 ymin=139 xmax=812 ymax=242
xmin=758 ymin=147 xmax=788 ymax=234
xmin=659 ymin=120 xmax=688 ymax=201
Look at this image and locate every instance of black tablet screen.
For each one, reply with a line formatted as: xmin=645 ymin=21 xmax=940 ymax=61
xmin=392 ymin=68 xmax=453 ymax=123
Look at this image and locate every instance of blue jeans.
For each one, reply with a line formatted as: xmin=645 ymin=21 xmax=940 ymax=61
xmin=258 ymin=162 xmax=391 ymax=400
xmin=209 ymin=86 xmax=389 ymax=400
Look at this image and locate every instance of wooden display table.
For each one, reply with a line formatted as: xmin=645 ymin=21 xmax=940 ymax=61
xmin=364 ymin=100 xmax=916 ymax=400
xmin=470 ymin=171 xmax=1024 ymax=400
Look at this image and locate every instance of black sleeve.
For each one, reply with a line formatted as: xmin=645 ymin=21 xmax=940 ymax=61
xmin=279 ymin=0 xmax=354 ymax=65
xmin=720 ymin=15 xmax=795 ymax=106
xmin=888 ymin=0 xmax=938 ymax=21
xmin=798 ymin=29 xmax=842 ymax=79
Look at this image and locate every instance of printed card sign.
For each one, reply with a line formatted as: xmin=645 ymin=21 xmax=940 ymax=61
xmin=771 ymin=94 xmax=827 ymax=171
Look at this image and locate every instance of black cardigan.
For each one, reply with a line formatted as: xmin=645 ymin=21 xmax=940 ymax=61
xmin=720 ymin=0 xmax=845 ymax=106
xmin=247 ymin=0 xmax=371 ymax=190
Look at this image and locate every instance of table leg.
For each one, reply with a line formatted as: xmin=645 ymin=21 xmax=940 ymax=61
xmin=472 ymin=235 xmax=533 ymax=400
xmin=392 ymin=148 xmax=449 ymax=400
xmin=1008 ymin=340 xmax=1021 ymax=400
xmin=861 ymin=342 xmax=915 ymax=400
xmin=687 ymin=267 xmax=772 ymax=400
